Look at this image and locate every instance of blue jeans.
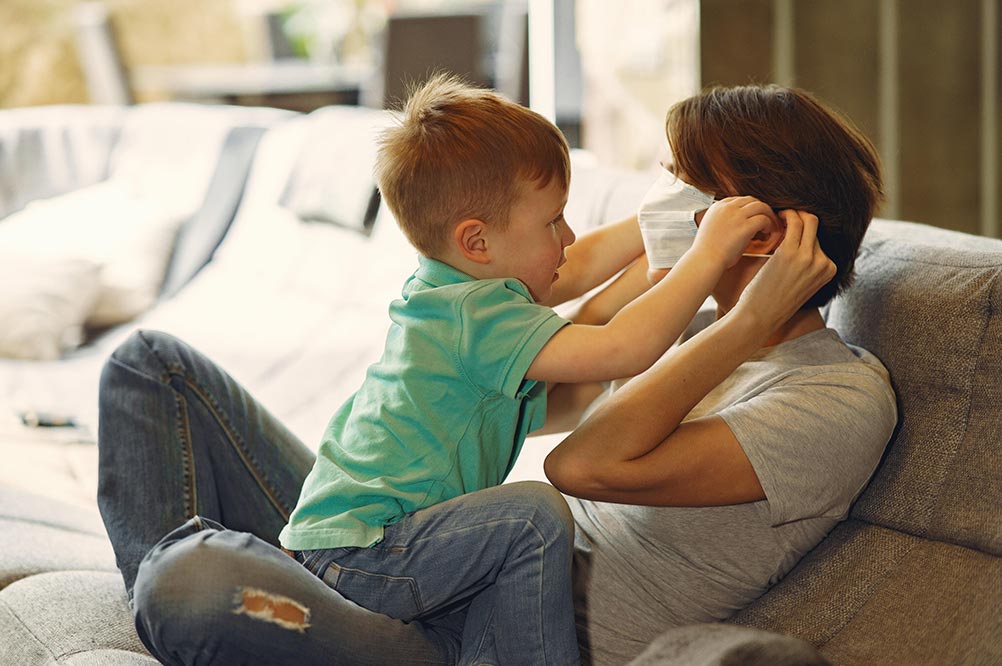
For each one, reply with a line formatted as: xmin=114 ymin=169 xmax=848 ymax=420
xmin=97 ymin=330 xmax=579 ymax=665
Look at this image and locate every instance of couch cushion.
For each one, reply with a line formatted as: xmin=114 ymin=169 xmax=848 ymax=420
xmin=0 ymin=484 xmax=115 ymax=589
xmin=729 ymin=519 xmax=1002 ymax=664
xmin=0 ymin=249 xmax=101 ymax=360
xmin=0 ymin=571 xmax=154 ymax=664
xmin=825 ymin=219 xmax=1002 ymax=554
xmin=278 ymin=106 xmax=394 ymax=232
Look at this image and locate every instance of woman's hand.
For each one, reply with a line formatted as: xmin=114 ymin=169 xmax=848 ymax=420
xmin=734 ymin=209 xmax=836 ymax=331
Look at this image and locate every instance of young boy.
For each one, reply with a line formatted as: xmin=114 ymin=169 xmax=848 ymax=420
xmin=279 ymin=74 xmax=779 ymax=664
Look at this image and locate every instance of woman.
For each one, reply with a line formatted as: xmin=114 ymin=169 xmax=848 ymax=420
xmin=541 ymin=85 xmax=896 ymax=664
xmin=97 ymin=85 xmax=895 ymax=665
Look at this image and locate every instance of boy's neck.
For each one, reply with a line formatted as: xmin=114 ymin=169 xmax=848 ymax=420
xmin=431 ymin=249 xmax=493 ymax=281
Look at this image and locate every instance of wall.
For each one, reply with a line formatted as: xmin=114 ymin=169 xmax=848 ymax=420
xmin=700 ymin=0 xmax=1000 ymax=237
xmin=0 ymin=0 xmax=247 ymax=108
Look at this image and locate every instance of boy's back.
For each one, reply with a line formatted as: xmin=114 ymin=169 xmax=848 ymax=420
xmin=280 ymin=257 xmax=567 ymax=550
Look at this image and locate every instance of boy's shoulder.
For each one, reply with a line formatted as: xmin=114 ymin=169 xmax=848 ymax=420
xmin=404 ymin=260 xmax=539 ymax=310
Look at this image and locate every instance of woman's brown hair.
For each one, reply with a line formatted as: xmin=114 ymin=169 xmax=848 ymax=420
xmin=666 ymin=85 xmax=884 ymax=308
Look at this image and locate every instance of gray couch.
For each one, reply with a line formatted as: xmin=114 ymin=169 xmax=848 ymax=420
xmin=0 ymin=103 xmax=999 ymax=665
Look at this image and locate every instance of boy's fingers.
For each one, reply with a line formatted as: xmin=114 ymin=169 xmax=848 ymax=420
xmin=750 ymin=214 xmax=776 ymax=234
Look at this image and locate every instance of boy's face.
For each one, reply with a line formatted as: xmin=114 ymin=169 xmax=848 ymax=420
xmin=490 ymin=177 xmax=574 ymax=303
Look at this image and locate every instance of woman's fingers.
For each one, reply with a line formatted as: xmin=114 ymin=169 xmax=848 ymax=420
xmin=800 ymin=212 xmax=819 ymax=250
xmin=776 ymin=210 xmax=804 ymax=253
xmin=736 ymin=208 xmax=836 ymax=332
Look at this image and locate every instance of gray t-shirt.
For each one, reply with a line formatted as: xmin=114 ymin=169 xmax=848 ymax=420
xmin=568 ymin=327 xmax=897 ymax=666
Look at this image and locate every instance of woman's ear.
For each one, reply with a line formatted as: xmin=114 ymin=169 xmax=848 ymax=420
xmin=743 ymin=213 xmax=786 ymax=257
xmin=454 ymin=218 xmax=492 ymax=264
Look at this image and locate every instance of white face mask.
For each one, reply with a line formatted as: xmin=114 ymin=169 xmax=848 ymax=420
xmin=637 ymin=170 xmax=716 ymax=269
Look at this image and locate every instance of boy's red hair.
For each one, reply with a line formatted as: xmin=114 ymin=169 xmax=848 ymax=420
xmin=376 ymin=73 xmax=571 ymax=257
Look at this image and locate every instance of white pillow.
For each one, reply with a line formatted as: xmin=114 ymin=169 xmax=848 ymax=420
xmin=279 ymin=106 xmax=397 ymax=231
xmin=0 ymin=248 xmax=100 ymax=360
xmin=0 ymin=180 xmax=188 ymax=329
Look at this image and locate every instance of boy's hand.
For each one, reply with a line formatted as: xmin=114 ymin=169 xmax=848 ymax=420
xmin=735 ymin=209 xmax=836 ymax=331
xmin=688 ymin=196 xmax=779 ymax=269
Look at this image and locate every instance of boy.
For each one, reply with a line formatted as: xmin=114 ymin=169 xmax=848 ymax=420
xmin=279 ymin=74 xmax=779 ymax=664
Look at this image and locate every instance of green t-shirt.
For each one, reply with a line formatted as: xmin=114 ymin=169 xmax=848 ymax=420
xmin=280 ymin=257 xmax=570 ymax=550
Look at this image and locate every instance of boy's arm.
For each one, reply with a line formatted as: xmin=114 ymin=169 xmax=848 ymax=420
xmin=543 ymin=212 xmax=836 ymax=506
xmin=534 ymin=258 xmax=655 ymax=436
xmin=540 ymin=215 xmax=645 ymax=308
xmin=527 ymin=196 xmax=779 ymax=384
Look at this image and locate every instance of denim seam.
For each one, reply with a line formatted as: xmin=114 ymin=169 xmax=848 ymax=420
xmin=332 ymin=564 xmax=424 ymax=615
xmin=468 ymin=601 xmax=497 ymax=666
xmin=173 ymin=390 xmax=197 ymax=519
xmin=526 ymin=518 xmax=549 ymax=666
xmin=136 ymin=331 xmax=198 ymax=519
xmin=173 ymin=366 xmax=292 ymax=520
xmin=499 ymin=515 xmax=558 ymax=666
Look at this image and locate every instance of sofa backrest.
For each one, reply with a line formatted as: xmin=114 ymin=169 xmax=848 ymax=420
xmin=0 ymin=105 xmax=124 ymax=220
xmin=825 ymin=219 xmax=1002 ymax=555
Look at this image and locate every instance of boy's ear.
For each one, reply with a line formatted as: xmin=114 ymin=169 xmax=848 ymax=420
xmin=454 ymin=218 xmax=492 ymax=264
xmin=744 ymin=214 xmax=785 ymax=257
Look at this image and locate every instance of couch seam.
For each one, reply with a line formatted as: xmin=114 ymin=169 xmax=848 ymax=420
xmin=0 ymin=514 xmax=106 ymax=539
xmin=811 ymin=523 xmax=921 ymax=650
xmin=813 ymin=520 xmax=1002 ymax=651
xmin=0 ymin=593 xmax=58 ymax=664
xmin=134 ymin=331 xmax=199 ymax=519
xmin=873 ymin=243 xmax=1002 ymax=268
xmin=181 ymin=374 xmax=291 ymax=520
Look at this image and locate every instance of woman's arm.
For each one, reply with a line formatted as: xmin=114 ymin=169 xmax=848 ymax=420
xmin=527 ymin=197 xmax=776 ymax=384
xmin=537 ymin=257 xmax=655 ymax=435
xmin=543 ymin=313 xmax=769 ymax=504
xmin=563 ymin=255 xmax=653 ymax=326
xmin=544 ymin=211 xmax=837 ymax=505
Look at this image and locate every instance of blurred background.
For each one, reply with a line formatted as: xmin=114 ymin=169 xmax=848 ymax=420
xmin=1 ymin=0 xmax=998 ymax=236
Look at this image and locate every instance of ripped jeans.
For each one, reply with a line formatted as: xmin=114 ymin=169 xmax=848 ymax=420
xmin=97 ymin=330 xmax=579 ymax=666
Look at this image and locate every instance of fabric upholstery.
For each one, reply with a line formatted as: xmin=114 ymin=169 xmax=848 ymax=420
xmin=0 ymin=571 xmax=154 ymax=664
xmin=0 ymin=485 xmax=115 ymax=588
xmin=0 ymin=250 xmax=100 ymax=360
xmin=0 ymin=483 xmax=107 ymax=537
xmin=628 ymin=624 xmax=830 ymax=666
xmin=825 ymin=220 xmax=1002 ymax=554
xmin=278 ymin=106 xmax=394 ymax=232
xmin=729 ymin=520 xmax=1002 ymax=665
xmin=729 ymin=219 xmax=1002 ymax=664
